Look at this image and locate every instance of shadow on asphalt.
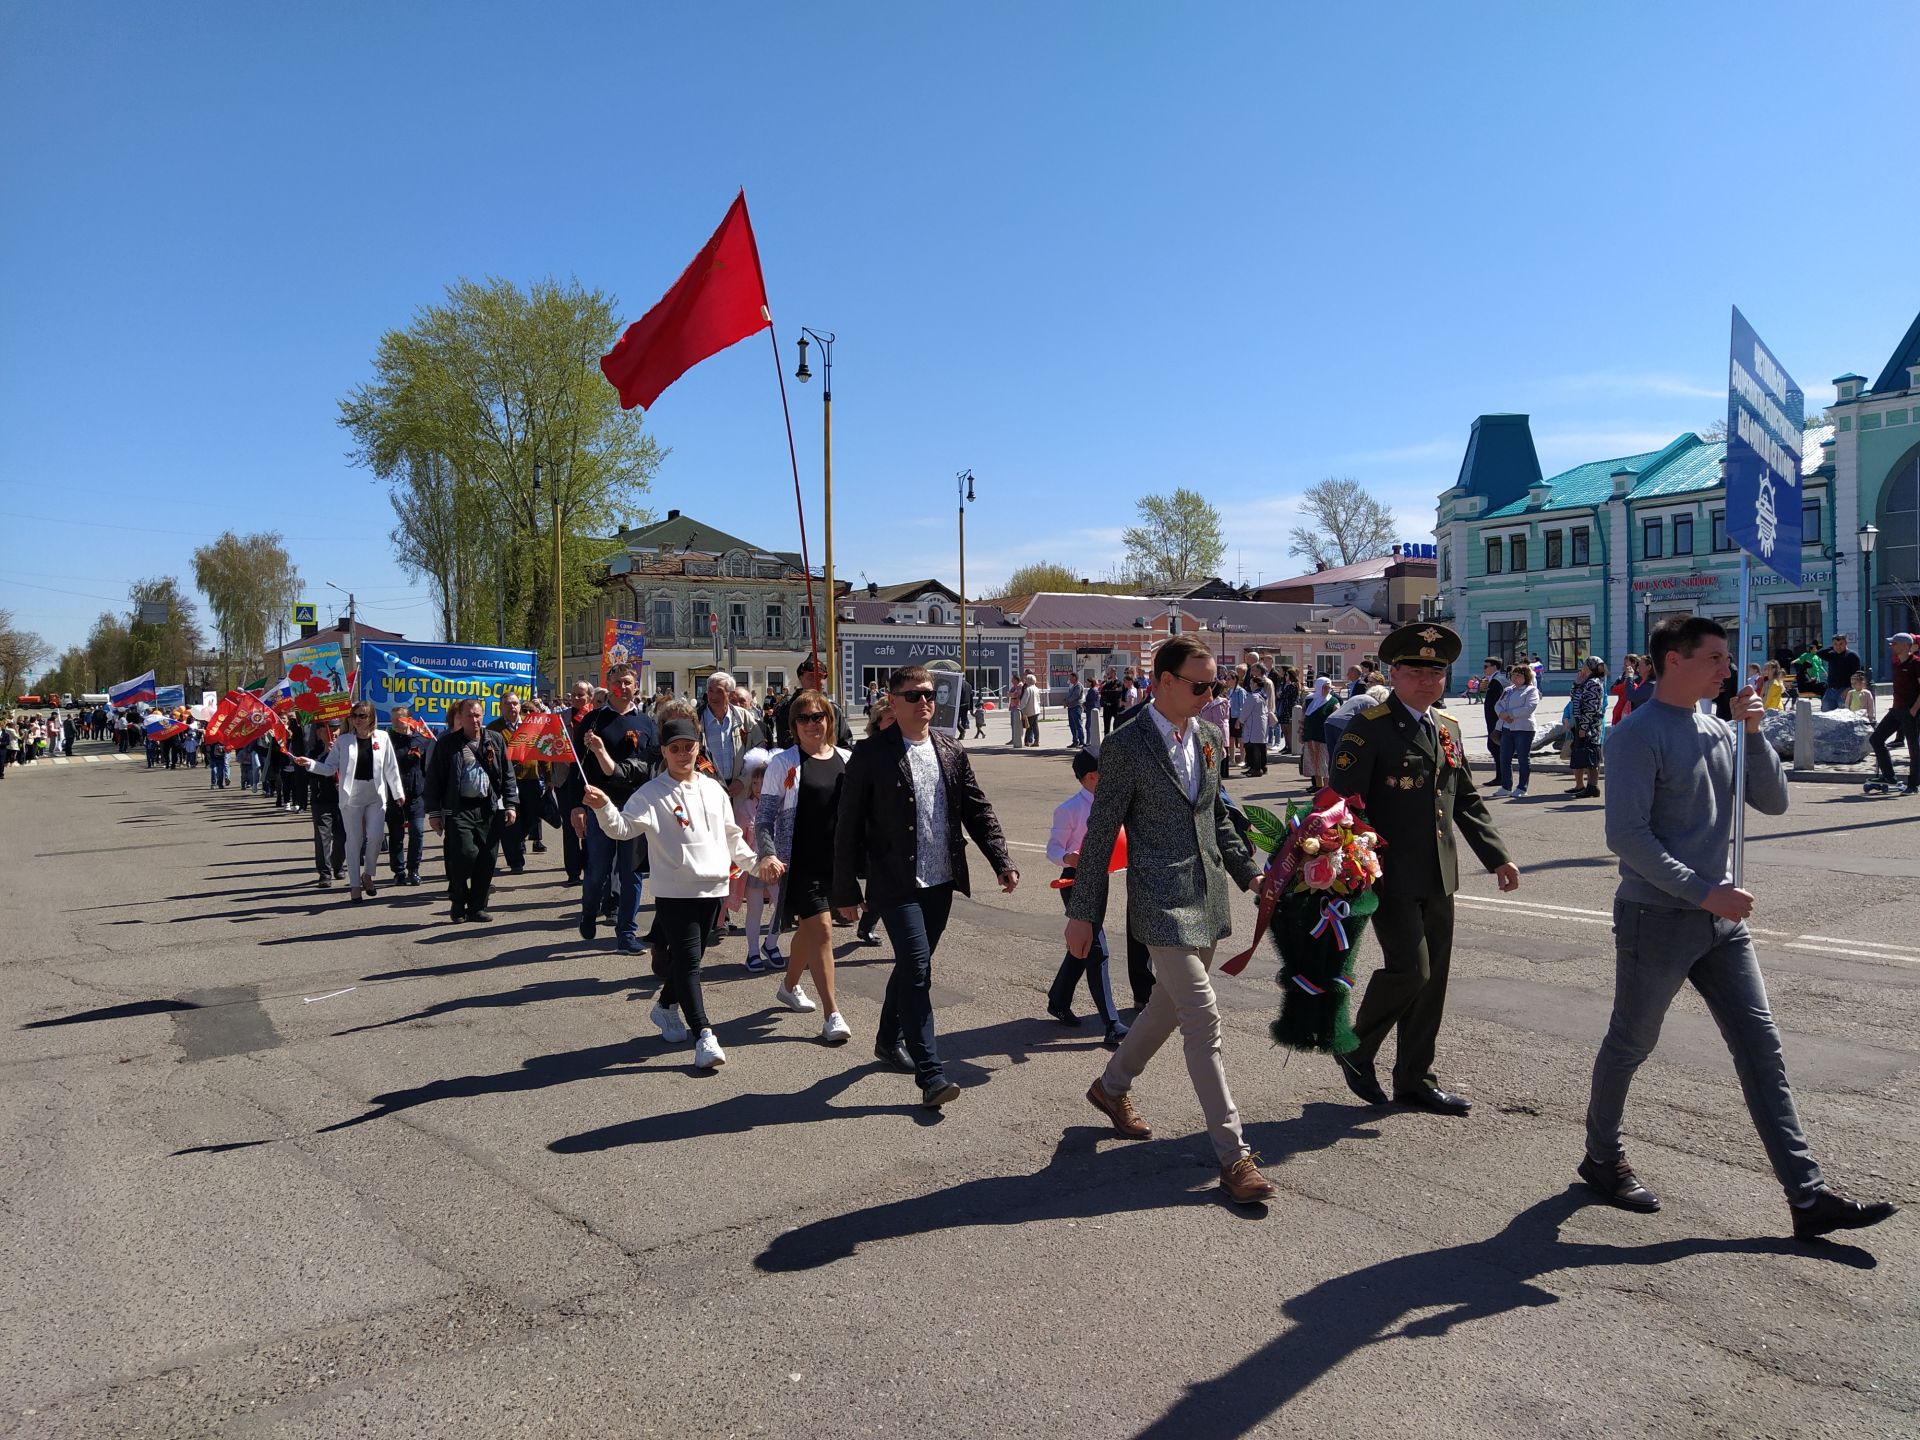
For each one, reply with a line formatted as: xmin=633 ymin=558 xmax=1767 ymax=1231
xmin=1123 ymin=1187 xmax=1876 ymax=1440
xmin=331 ymin=973 xmax=651 ymax=1036
xmin=21 ymin=998 xmax=201 ymax=1028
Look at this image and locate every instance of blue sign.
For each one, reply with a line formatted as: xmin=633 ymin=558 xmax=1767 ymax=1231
xmin=1398 ymin=542 xmax=1437 ymax=559
xmin=1725 ymin=306 xmax=1804 ymax=583
xmin=154 ymin=685 xmax=186 ymax=710
xmin=357 ymin=641 xmax=538 ymax=730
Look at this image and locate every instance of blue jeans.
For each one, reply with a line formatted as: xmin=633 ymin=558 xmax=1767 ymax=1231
xmin=1068 ymin=705 xmax=1086 ymax=747
xmin=583 ymin=823 xmax=642 ymax=942
xmin=1494 ymin=728 xmax=1532 ymax=790
xmin=878 ymin=883 xmax=955 ymax=1090
xmin=1820 ymin=687 xmax=1844 ymax=711
xmin=1586 ymin=900 xmax=1823 ymax=1201
xmin=387 ymin=794 xmax=426 ymax=877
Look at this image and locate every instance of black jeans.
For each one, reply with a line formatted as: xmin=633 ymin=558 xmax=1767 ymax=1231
xmin=387 ymin=794 xmax=426 ymax=877
xmin=1049 ymin=880 xmax=1117 ymax=1023
xmin=562 ymin=814 xmax=586 ymax=882
xmin=1350 ymin=892 xmax=1455 ymax=1091
xmin=442 ymin=796 xmax=498 ymax=917
xmin=1126 ymin=929 xmax=1155 ymax=1009
xmin=654 ymin=895 xmax=721 ymax=1034
xmin=496 ymin=801 xmax=538 ymax=871
xmin=1870 ymin=706 xmax=1920 ymax=786
xmin=311 ymin=802 xmax=345 ymax=878
xmin=878 ymin=883 xmax=955 ymax=1089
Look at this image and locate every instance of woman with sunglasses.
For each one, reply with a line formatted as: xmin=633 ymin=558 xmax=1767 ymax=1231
xmin=755 ymin=688 xmax=855 ymax=1045
xmin=294 ymin=703 xmax=405 ymax=901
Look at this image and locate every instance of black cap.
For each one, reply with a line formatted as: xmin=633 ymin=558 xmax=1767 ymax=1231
xmin=1380 ymin=622 xmax=1462 ymax=670
xmin=1072 ymin=748 xmax=1099 ymax=779
xmin=660 ymin=715 xmax=701 ymax=747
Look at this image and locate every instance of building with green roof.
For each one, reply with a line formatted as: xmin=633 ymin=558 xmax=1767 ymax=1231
xmin=1432 ymin=308 xmax=1920 ymax=686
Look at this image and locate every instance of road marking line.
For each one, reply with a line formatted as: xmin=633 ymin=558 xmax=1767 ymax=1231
xmin=1458 ymin=899 xmax=1920 ymax=961
xmin=84 ymin=756 xmax=100 ymax=763
xmin=1460 ymin=894 xmax=1610 ymax=918
xmin=303 ymin=987 xmax=358 ymax=1004
xmin=1783 ymin=942 xmax=1920 ymax=966
xmin=1457 ymin=900 xmax=1610 ymax=927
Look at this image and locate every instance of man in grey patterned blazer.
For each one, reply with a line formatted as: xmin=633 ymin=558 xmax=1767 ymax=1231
xmin=1066 ymin=634 xmax=1278 ymax=1206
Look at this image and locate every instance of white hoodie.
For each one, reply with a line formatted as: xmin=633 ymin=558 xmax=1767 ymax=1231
xmin=593 ymin=768 xmax=763 ymax=899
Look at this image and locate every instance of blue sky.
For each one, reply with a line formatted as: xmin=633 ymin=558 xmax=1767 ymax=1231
xmin=4 ymin=1 xmax=1915 ymax=660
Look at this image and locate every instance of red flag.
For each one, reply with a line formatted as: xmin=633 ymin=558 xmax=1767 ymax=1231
xmin=507 ymin=713 xmax=576 ymax=764
xmin=394 ymin=711 xmax=434 ymax=741
xmin=599 ymin=191 xmax=771 ymax=411
xmin=208 ymin=689 xmax=285 ymax=749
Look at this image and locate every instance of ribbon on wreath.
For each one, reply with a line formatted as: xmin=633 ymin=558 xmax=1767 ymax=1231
xmin=1309 ymin=897 xmax=1352 ymax=951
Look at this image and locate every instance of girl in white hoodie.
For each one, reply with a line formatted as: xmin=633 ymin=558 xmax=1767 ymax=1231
xmin=585 ymin=713 xmax=766 ymax=1070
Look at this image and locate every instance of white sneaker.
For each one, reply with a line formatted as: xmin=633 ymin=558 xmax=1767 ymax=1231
xmin=692 ymin=1028 xmax=726 ymax=1069
xmin=1491 ymin=786 xmax=1511 ymax=798
xmin=650 ymin=1001 xmax=690 ymax=1044
xmin=821 ymin=1011 xmax=852 ymax=1045
xmin=775 ymin=979 xmax=817 ymax=1013
xmin=1513 ymin=787 xmax=1528 ymax=798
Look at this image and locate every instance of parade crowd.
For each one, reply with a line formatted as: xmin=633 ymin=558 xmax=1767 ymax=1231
xmin=36 ymin=618 xmax=1900 ymax=1243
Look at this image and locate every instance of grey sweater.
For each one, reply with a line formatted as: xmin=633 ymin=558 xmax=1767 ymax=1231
xmin=1603 ymin=698 xmax=1788 ymax=908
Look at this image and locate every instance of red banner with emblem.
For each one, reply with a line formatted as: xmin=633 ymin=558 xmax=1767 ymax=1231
xmin=506 ymin=713 xmax=575 ymax=764
xmin=205 ymin=689 xmax=288 ymax=748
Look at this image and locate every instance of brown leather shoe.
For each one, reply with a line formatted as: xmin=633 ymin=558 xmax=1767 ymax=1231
xmin=1219 ymin=1153 xmax=1278 ymax=1205
xmin=1086 ymin=1078 xmax=1152 ymax=1139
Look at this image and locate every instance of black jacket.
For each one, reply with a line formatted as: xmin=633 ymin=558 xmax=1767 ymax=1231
xmin=832 ymin=728 xmax=1013 ymax=912
xmin=386 ymin=726 xmax=430 ymax=804
xmin=423 ymin=726 xmax=519 ymax=817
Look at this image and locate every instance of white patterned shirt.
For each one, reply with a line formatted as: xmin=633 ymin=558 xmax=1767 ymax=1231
xmin=904 ymin=735 xmax=952 ymax=887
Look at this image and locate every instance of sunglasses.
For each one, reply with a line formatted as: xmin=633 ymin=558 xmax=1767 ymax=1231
xmin=893 ymin=690 xmax=937 ymax=704
xmin=1168 ymin=674 xmax=1213 ymax=697
xmin=794 ymin=711 xmax=827 ymax=724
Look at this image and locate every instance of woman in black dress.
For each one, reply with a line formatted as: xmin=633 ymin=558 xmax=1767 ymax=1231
xmin=755 ymin=689 xmax=854 ymax=1045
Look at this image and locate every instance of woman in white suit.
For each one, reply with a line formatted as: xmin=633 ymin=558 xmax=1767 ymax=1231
xmin=295 ymin=702 xmax=405 ymax=901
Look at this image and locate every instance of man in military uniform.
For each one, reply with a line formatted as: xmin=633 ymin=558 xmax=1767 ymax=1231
xmin=1328 ymin=622 xmax=1521 ymax=1115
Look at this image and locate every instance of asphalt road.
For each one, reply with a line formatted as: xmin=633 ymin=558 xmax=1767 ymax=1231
xmin=4 ymin=729 xmax=1915 ymax=1439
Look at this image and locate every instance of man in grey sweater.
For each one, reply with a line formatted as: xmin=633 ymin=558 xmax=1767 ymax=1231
xmin=1583 ymin=616 xmax=1895 ymax=1242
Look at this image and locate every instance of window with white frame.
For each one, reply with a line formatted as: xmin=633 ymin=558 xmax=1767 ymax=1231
xmin=764 ymin=602 xmax=783 ymax=639
xmin=1546 ymin=615 xmax=1590 ymax=671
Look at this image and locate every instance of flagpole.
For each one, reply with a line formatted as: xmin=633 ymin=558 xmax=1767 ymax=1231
xmin=1732 ymin=549 xmax=1751 ymax=888
xmin=767 ymin=324 xmax=821 ymax=677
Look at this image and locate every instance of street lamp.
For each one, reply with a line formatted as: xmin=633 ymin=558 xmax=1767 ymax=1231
xmin=1859 ymin=522 xmax=1879 ymax=676
xmin=957 ymin=469 xmax=976 ymax=692
xmin=795 ymin=329 xmax=835 ymax=701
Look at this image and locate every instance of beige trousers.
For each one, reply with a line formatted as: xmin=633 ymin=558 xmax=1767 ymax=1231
xmin=1100 ymin=943 xmax=1248 ymax=1165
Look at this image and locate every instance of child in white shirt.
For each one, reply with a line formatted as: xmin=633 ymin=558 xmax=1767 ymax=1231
xmin=1044 ymin=749 xmax=1127 ymax=1047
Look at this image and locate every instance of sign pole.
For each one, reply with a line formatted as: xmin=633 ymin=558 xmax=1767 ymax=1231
xmin=1732 ymin=549 xmax=1751 ymax=889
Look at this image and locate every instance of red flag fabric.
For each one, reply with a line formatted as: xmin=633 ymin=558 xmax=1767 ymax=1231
xmin=507 ymin=713 xmax=576 ymax=764
xmin=207 ymin=689 xmax=285 ymax=749
xmin=394 ymin=711 xmax=435 ymax=741
xmin=599 ymin=191 xmax=771 ymax=411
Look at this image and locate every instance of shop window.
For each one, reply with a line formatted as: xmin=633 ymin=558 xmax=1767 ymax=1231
xmin=1643 ymin=518 xmax=1664 ymax=559
xmin=1767 ymin=603 xmax=1822 ymax=667
xmin=653 ymin=671 xmax=676 ymax=698
xmin=1545 ymin=531 xmax=1563 ymax=569
xmin=1673 ymin=515 xmax=1694 ymax=556
xmin=1570 ymin=526 xmax=1590 ymax=565
xmin=765 ymin=670 xmax=786 ymax=693
xmin=1486 ymin=620 xmax=1527 ymax=667
xmin=1547 ymin=616 xmax=1591 ymax=671
xmin=1485 ymin=537 xmax=1504 ymax=574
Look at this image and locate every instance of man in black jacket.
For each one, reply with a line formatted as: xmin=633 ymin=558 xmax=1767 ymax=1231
xmin=833 ymin=664 xmax=1019 ymax=1108
xmin=1478 ymin=658 xmax=1507 ymax=759
xmin=424 ymin=697 xmax=519 ymax=923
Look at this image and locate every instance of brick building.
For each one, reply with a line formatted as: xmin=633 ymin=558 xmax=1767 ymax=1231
xmin=1250 ymin=547 xmax=1437 ymax=621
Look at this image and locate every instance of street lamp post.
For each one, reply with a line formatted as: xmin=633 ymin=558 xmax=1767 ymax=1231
xmin=957 ymin=470 xmax=975 ymax=692
xmin=1859 ymin=522 xmax=1879 ymax=677
xmin=795 ymin=330 xmax=835 ymax=702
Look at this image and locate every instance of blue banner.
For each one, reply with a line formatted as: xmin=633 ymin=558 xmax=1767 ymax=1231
xmin=1725 ymin=306 xmax=1804 ymax=583
xmin=154 ymin=685 xmax=186 ymax=711
xmin=357 ymin=641 xmax=538 ymax=729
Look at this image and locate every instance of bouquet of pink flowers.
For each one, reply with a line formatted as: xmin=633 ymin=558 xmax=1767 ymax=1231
xmin=1222 ymin=788 xmax=1385 ymax=1053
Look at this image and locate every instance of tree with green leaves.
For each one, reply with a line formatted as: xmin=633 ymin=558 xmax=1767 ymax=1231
xmin=1287 ymin=476 xmax=1397 ymax=570
xmin=85 ymin=612 xmax=131 ymax=693
xmin=1121 ymin=488 xmax=1226 ymax=589
xmin=338 ymin=277 xmax=663 ymax=650
xmin=192 ymin=531 xmax=301 ymax=690
xmin=124 ymin=578 xmax=204 ymax=687
xmin=0 ymin=611 xmax=49 ymax=699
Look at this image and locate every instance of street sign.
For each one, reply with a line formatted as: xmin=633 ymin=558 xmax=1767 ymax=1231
xmin=1725 ymin=306 xmax=1803 ymax=583
xmin=137 ymin=601 xmax=170 ymax=625
xmin=291 ymin=601 xmax=317 ymax=626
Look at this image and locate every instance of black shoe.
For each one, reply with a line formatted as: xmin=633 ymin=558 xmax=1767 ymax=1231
xmin=579 ymin=915 xmax=597 ymax=942
xmin=1336 ymin=1053 xmax=1389 ymax=1106
xmin=363 ymin=880 xmax=378 ymax=898
xmin=449 ymin=909 xmax=466 ymax=923
xmin=508 ymin=865 xmax=525 ymax=875
xmin=1103 ymin=1022 xmax=1129 ymax=1049
xmin=406 ymin=872 xmax=421 ymax=886
xmin=1579 ymin=1155 xmax=1661 ymax=1212
xmin=1394 ymin=1084 xmax=1472 ymax=1115
xmin=316 ymin=877 xmax=332 ymax=891
xmin=532 ymin=844 xmax=547 ymax=853
xmin=1047 ymin=1005 xmax=1081 ymax=1027
xmin=920 ymin=1080 xmax=961 ymax=1109
xmin=1791 ymin=1187 xmax=1897 ymax=1241
xmin=465 ymin=909 xmax=492 ymax=923
xmin=564 ymin=872 xmax=581 ymax=885
xmin=334 ymin=868 xmax=347 ymax=880
xmin=873 ymin=1041 xmax=913 ymax=1073
xmin=618 ymin=937 xmax=646 ymax=955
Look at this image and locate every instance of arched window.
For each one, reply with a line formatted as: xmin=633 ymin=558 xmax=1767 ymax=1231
xmin=926 ymin=604 xmax=944 ymax=625
xmin=1877 ymin=444 xmax=1920 ymax=588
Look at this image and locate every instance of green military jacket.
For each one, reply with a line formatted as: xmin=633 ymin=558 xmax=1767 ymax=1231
xmin=1329 ymin=696 xmax=1510 ymax=901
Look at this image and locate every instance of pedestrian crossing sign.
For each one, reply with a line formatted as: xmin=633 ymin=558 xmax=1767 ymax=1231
xmin=291 ymin=602 xmax=317 ymax=626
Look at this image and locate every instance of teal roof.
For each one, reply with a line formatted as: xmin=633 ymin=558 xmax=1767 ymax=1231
xmin=1629 ymin=437 xmax=1726 ymax=498
xmin=1480 ymin=444 xmax=1667 ymax=517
